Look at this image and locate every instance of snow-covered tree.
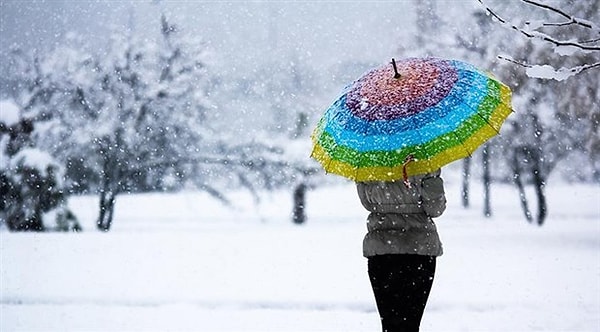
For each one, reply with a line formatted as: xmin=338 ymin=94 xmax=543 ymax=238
xmin=0 ymin=100 xmax=80 ymax=231
xmin=3 ymin=15 xmax=215 ymax=231
xmin=476 ymin=0 xmax=599 ymax=224
xmin=478 ymin=0 xmax=600 ymax=80
xmin=3 ymin=13 xmax=317 ymax=229
xmin=493 ymin=2 xmax=599 ymax=178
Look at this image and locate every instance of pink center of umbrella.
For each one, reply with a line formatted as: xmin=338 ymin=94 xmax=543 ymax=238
xmin=346 ymin=58 xmax=458 ymax=121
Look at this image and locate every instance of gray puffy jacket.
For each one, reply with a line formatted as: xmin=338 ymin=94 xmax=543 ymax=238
xmin=356 ymin=169 xmax=446 ymax=257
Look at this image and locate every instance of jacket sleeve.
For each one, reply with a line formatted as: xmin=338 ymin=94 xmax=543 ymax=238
xmin=356 ymin=182 xmax=373 ymax=211
xmin=420 ymin=170 xmax=446 ymax=218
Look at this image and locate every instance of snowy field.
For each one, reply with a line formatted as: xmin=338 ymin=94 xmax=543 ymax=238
xmin=1 ymin=179 xmax=599 ymax=331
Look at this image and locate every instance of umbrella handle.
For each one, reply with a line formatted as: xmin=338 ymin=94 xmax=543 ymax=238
xmin=391 ymin=58 xmax=401 ymax=79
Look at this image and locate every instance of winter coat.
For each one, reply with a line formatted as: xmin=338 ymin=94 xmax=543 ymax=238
xmin=356 ymin=169 xmax=446 ymax=258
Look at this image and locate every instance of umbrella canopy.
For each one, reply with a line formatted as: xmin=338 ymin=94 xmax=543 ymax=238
xmin=311 ymin=57 xmax=513 ymax=182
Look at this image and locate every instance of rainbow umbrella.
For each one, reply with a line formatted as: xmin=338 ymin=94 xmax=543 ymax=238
xmin=310 ymin=57 xmax=513 ymax=182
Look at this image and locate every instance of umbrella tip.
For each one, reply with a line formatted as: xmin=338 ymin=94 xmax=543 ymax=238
xmin=391 ymin=58 xmax=401 ymax=79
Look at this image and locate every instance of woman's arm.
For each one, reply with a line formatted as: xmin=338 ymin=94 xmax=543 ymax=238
xmin=420 ymin=170 xmax=447 ymax=218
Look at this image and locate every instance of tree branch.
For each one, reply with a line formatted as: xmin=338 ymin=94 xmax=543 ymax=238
xmin=498 ymin=55 xmax=600 ymax=80
xmin=521 ymin=0 xmax=597 ymax=30
xmin=477 ymin=0 xmax=600 ymax=51
xmin=478 ymin=0 xmax=600 ymax=79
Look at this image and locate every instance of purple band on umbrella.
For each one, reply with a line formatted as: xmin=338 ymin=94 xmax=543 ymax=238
xmin=346 ymin=58 xmax=459 ymax=121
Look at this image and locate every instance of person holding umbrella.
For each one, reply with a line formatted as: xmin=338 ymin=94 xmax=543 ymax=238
xmin=311 ymin=58 xmax=513 ymax=331
xmin=357 ymin=167 xmax=446 ymax=331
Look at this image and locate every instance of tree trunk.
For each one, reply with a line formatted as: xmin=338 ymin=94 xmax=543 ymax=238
xmin=533 ymin=171 xmax=547 ymax=225
xmin=461 ymin=156 xmax=471 ymax=208
xmin=529 ymin=148 xmax=547 ymax=225
xmin=482 ymin=143 xmax=492 ymax=217
xmin=96 ymin=136 xmax=120 ymax=232
xmin=513 ymin=145 xmax=548 ymax=225
xmin=292 ymin=183 xmax=307 ymax=225
xmin=97 ymin=187 xmax=117 ymax=231
xmin=512 ymin=146 xmax=533 ymax=223
xmin=529 ymin=114 xmax=547 ymax=225
xmin=513 ymin=164 xmax=533 ymax=223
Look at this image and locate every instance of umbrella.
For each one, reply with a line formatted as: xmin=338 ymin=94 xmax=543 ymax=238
xmin=310 ymin=57 xmax=513 ymax=183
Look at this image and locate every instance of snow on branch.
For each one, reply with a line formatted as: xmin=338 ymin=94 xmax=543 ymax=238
xmin=499 ymin=55 xmax=600 ymax=81
xmin=478 ymin=0 xmax=599 ymax=80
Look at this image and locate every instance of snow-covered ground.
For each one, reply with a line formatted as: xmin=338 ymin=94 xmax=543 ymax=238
xmin=1 ymin=180 xmax=599 ymax=331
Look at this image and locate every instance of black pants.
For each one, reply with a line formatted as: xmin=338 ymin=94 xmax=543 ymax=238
xmin=367 ymin=254 xmax=436 ymax=332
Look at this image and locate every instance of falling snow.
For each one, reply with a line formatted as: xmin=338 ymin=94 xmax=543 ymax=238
xmin=1 ymin=1 xmax=598 ymax=331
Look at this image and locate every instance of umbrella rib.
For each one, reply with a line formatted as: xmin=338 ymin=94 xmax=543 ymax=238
xmin=474 ymin=108 xmax=509 ymax=135
xmin=325 ymin=158 xmax=334 ymax=176
xmin=450 ymin=129 xmax=474 ymax=158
